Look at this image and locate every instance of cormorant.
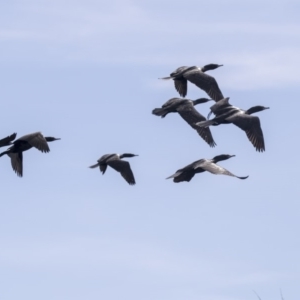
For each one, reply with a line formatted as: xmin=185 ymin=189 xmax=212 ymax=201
xmin=160 ymin=64 xmax=224 ymax=101
xmin=196 ymin=98 xmax=269 ymax=152
xmin=0 ymin=132 xmax=60 ymax=177
xmin=152 ymin=97 xmax=216 ymax=147
xmin=166 ymin=154 xmax=248 ymax=182
xmin=89 ymin=153 xmax=138 ymax=185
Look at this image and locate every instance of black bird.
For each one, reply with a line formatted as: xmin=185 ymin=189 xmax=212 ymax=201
xmin=0 ymin=132 xmax=60 ymax=177
xmin=89 ymin=153 xmax=138 ymax=185
xmin=0 ymin=133 xmax=17 ymax=147
xmin=166 ymin=154 xmax=248 ymax=183
xmin=197 ymin=98 xmax=269 ymax=152
xmin=152 ymin=97 xmax=216 ymax=147
xmin=160 ymin=64 xmax=224 ymax=101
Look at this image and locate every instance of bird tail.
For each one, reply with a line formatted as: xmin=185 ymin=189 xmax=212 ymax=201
xmin=159 ymin=76 xmax=172 ymax=80
xmin=152 ymin=108 xmax=168 ymax=118
xmin=89 ymin=163 xmax=99 ymax=168
xmin=45 ymin=137 xmax=61 ymax=142
xmin=166 ymin=174 xmax=175 ymax=180
xmin=166 ymin=171 xmax=180 ymax=180
xmin=236 ymin=175 xmax=249 ymax=180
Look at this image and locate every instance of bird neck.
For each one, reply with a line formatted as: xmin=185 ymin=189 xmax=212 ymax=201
xmin=45 ymin=137 xmax=60 ymax=142
xmin=201 ymin=64 xmax=222 ymax=72
xmin=245 ymin=106 xmax=267 ymax=115
xmin=212 ymin=154 xmax=233 ymax=163
xmin=193 ymin=98 xmax=211 ymax=105
xmin=120 ymin=153 xmax=136 ymax=159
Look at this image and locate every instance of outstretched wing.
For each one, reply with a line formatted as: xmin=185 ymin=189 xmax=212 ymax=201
xmin=174 ymin=79 xmax=188 ymax=97
xmin=229 ymin=114 xmax=265 ymax=152
xmin=8 ymin=152 xmax=23 ymax=177
xmin=107 ymin=160 xmax=136 ymax=185
xmin=19 ymin=132 xmax=50 ymax=153
xmin=176 ymin=103 xmax=216 ymax=147
xmin=0 ymin=133 xmax=17 ymax=147
xmin=184 ymin=70 xmax=224 ymax=101
xmin=200 ymin=161 xmax=248 ymax=179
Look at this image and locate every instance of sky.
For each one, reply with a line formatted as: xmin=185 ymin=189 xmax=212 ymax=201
xmin=0 ymin=1 xmax=300 ymax=299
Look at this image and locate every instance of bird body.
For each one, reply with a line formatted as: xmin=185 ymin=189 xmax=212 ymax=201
xmin=89 ymin=153 xmax=138 ymax=185
xmin=166 ymin=154 xmax=248 ymax=183
xmin=197 ymin=98 xmax=269 ymax=152
xmin=152 ymin=97 xmax=216 ymax=147
xmin=160 ymin=64 xmax=224 ymax=101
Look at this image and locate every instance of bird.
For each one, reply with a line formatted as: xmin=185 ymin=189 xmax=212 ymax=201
xmin=89 ymin=153 xmax=138 ymax=185
xmin=0 ymin=132 xmax=60 ymax=177
xmin=196 ymin=98 xmax=269 ymax=152
xmin=166 ymin=154 xmax=248 ymax=183
xmin=0 ymin=133 xmax=17 ymax=147
xmin=152 ymin=97 xmax=216 ymax=147
xmin=160 ymin=64 xmax=224 ymax=101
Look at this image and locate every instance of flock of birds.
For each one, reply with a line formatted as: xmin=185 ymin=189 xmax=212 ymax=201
xmin=0 ymin=63 xmax=269 ymax=184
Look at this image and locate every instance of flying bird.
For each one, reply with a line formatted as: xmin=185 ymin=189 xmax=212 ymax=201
xmin=196 ymin=98 xmax=269 ymax=152
xmin=160 ymin=64 xmax=224 ymax=101
xmin=166 ymin=154 xmax=248 ymax=183
xmin=0 ymin=132 xmax=60 ymax=177
xmin=152 ymin=97 xmax=216 ymax=147
xmin=89 ymin=153 xmax=138 ymax=185
xmin=0 ymin=133 xmax=17 ymax=148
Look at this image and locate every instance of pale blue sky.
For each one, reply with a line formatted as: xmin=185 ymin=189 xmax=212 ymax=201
xmin=0 ymin=1 xmax=300 ymax=300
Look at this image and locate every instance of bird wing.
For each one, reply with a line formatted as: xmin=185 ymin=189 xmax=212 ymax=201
xmin=184 ymin=70 xmax=224 ymax=101
xmin=107 ymin=160 xmax=136 ymax=185
xmin=209 ymin=97 xmax=231 ymax=114
xmin=166 ymin=169 xmax=195 ymax=182
xmin=0 ymin=133 xmax=17 ymax=147
xmin=19 ymin=132 xmax=50 ymax=153
xmin=100 ymin=163 xmax=107 ymax=174
xmin=229 ymin=114 xmax=265 ymax=152
xmin=170 ymin=66 xmax=190 ymax=76
xmin=174 ymin=79 xmax=188 ymax=97
xmin=176 ymin=104 xmax=216 ymax=147
xmin=97 ymin=154 xmax=116 ymax=174
xmin=8 ymin=152 xmax=23 ymax=177
xmin=200 ymin=161 xmax=248 ymax=179
xmin=162 ymin=98 xmax=182 ymax=108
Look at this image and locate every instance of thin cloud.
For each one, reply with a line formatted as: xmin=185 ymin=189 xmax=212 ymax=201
xmin=1 ymin=1 xmax=299 ymax=90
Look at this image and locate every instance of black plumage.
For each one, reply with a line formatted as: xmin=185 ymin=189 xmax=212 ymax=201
xmin=0 ymin=133 xmax=17 ymax=148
